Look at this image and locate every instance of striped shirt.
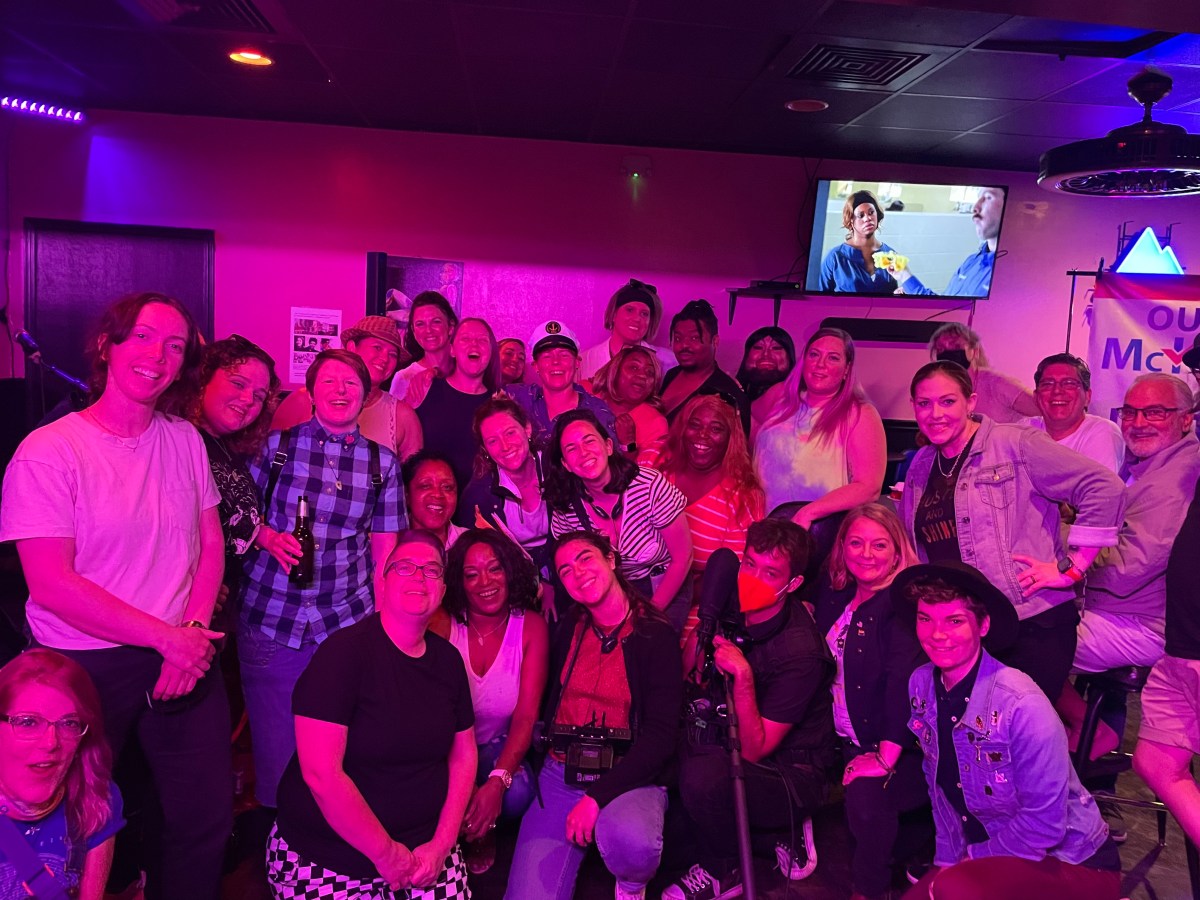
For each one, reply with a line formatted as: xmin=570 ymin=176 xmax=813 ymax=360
xmin=682 ymin=481 xmax=764 ymax=573
xmin=550 ymin=466 xmax=686 ymax=581
xmin=240 ymin=420 xmax=405 ymax=649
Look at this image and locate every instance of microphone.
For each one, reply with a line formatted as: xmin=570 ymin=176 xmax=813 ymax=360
xmin=15 ymin=331 xmax=40 ymax=357
xmin=694 ymin=548 xmax=741 ymax=674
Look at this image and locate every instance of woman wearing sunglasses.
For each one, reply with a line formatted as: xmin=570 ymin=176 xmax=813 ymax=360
xmin=268 ymin=529 xmax=476 ymax=899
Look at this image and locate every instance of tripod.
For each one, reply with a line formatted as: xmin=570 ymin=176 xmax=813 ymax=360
xmin=717 ymin=666 xmax=758 ymax=900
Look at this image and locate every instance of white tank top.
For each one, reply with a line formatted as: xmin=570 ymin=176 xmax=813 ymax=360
xmin=448 ymin=612 xmax=525 ymax=745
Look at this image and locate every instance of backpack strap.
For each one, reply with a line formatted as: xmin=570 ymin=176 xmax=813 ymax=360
xmin=262 ymin=427 xmax=297 ymax=513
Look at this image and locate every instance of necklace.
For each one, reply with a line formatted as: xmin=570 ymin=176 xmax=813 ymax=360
xmin=324 ymin=450 xmax=344 ymax=491
xmin=935 ymin=433 xmax=973 ymax=479
xmin=207 ymin=432 xmax=232 ymax=462
xmin=468 ymin=611 xmax=510 ymax=646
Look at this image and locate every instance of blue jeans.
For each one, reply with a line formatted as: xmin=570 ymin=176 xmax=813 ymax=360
xmin=237 ymin=621 xmax=319 ymax=807
xmin=477 ymin=736 xmax=536 ymax=822
xmin=504 ymin=759 xmax=667 ymax=900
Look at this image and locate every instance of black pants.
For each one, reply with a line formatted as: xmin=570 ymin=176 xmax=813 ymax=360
xmin=996 ymin=603 xmax=1079 ymax=703
xmin=841 ymin=742 xmax=933 ymax=896
xmin=677 ymin=740 xmax=826 ymax=873
xmin=57 ymin=644 xmax=233 ymax=900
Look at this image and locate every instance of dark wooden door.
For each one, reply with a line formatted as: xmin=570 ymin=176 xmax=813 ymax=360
xmin=22 ymin=219 xmax=214 ymax=428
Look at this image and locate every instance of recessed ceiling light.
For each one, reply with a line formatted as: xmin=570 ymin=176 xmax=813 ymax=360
xmin=785 ymin=99 xmax=829 ymax=113
xmin=229 ymin=50 xmax=273 ymax=67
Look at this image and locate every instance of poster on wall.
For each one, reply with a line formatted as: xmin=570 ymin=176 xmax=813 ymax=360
xmin=365 ymin=253 xmax=465 ymax=347
xmin=1087 ymin=274 xmax=1200 ymax=419
xmin=289 ymin=306 xmax=343 ymax=383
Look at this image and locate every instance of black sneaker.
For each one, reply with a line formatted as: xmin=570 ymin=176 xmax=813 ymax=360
xmin=1099 ymin=800 xmax=1128 ymax=843
xmin=661 ymin=864 xmax=743 ymax=900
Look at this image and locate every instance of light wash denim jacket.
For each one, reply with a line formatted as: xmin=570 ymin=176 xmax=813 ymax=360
xmin=908 ymin=652 xmax=1109 ymax=867
xmin=899 ymin=416 xmax=1125 ymax=620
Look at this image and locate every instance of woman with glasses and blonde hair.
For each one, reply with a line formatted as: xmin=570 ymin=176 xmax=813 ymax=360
xmin=268 ymin=530 xmax=476 ymax=899
xmin=0 ymin=649 xmax=122 ymax=900
xmin=815 ymin=504 xmax=931 ymax=900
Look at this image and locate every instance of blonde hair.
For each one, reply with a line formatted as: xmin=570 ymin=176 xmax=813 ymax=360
xmin=592 ymin=345 xmax=663 ymax=408
xmin=828 ymin=503 xmax=919 ymax=591
xmin=762 ymin=327 xmax=869 ymax=446
xmin=929 ymin=323 xmax=989 ymax=368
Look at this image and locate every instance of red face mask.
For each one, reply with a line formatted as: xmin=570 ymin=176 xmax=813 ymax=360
xmin=738 ymin=572 xmax=783 ymax=613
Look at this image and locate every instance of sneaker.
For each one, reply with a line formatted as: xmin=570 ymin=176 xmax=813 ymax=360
xmin=1099 ymin=800 xmax=1128 ymax=843
xmin=614 ymin=886 xmax=646 ymax=900
xmin=661 ymin=864 xmax=743 ymax=900
xmin=905 ymin=861 xmax=933 ymax=885
xmin=775 ymin=816 xmax=818 ymax=881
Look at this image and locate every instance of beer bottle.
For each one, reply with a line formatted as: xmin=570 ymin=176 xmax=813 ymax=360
xmin=290 ymin=495 xmax=315 ymax=586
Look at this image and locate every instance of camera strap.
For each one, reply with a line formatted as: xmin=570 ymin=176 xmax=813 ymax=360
xmin=545 ymin=619 xmax=589 ymax=734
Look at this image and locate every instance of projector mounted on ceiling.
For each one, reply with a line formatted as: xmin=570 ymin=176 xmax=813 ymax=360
xmin=1038 ymin=69 xmax=1200 ymax=197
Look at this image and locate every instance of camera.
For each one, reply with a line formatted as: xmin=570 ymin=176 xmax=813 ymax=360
xmin=548 ymin=722 xmax=632 ymax=785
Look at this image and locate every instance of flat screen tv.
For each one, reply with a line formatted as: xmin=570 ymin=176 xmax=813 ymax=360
xmin=803 ymin=179 xmax=1008 ymax=300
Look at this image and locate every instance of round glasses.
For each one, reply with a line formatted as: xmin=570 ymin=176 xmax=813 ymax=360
xmin=384 ymin=559 xmax=445 ymax=580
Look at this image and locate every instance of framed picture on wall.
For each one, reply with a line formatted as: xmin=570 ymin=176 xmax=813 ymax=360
xmin=366 ymin=252 xmax=465 ymax=340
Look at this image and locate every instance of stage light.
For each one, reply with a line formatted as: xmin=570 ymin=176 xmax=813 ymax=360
xmin=1 ymin=95 xmax=85 ymax=123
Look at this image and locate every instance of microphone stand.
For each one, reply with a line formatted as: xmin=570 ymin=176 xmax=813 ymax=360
xmin=720 ymin=668 xmax=758 ymax=900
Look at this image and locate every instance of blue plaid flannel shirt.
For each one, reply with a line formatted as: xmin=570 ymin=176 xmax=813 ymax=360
xmin=239 ymin=420 xmax=405 ymax=648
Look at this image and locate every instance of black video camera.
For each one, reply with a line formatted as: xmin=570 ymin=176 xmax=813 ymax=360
xmin=548 ymin=722 xmax=633 ymax=785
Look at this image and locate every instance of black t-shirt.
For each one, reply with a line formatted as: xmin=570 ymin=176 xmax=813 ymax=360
xmin=934 ymin=655 xmax=989 ymax=846
xmin=416 ymin=378 xmax=490 ymax=502
xmin=915 ymin=436 xmax=976 ymax=564
xmin=275 ymin=615 xmax=474 ymax=877
xmin=1166 ymin=477 xmax=1200 ymax=660
xmin=743 ymin=600 xmax=837 ymax=770
xmin=662 ymin=366 xmax=751 ymax=434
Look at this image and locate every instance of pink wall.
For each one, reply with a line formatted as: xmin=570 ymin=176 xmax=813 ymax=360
xmin=6 ymin=109 xmax=1199 ymax=413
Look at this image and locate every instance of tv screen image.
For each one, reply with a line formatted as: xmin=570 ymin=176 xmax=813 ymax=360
xmin=804 ymin=179 xmax=1008 ymax=300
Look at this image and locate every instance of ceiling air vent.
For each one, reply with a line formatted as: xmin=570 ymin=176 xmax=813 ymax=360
xmin=122 ymin=0 xmax=274 ymax=32
xmin=787 ymin=44 xmax=927 ymax=87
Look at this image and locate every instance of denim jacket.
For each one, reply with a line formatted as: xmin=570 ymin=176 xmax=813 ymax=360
xmin=900 ymin=416 xmax=1124 ymax=619
xmin=909 ymin=652 xmax=1109 ymax=867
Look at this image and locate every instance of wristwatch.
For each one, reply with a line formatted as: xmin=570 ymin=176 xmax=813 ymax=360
xmin=1057 ymin=556 xmax=1085 ymax=583
xmin=489 ymin=768 xmax=513 ymax=790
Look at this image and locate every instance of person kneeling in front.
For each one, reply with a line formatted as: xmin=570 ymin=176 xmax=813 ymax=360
xmin=665 ymin=519 xmax=838 ymax=900
xmin=894 ymin=561 xmax=1121 ymax=900
xmin=504 ymin=531 xmax=682 ymax=900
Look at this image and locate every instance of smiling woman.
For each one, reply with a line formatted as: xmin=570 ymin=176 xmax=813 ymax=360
xmin=0 ymin=292 xmax=233 ymax=900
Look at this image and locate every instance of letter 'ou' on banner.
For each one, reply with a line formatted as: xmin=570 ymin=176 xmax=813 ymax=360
xmin=1087 ymin=274 xmax=1200 ymax=420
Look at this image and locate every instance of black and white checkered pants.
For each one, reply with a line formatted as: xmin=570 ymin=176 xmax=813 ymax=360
xmin=266 ymin=824 xmax=471 ymax=900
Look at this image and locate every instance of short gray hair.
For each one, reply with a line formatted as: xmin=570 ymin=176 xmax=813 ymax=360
xmin=1129 ymin=373 xmax=1194 ymax=413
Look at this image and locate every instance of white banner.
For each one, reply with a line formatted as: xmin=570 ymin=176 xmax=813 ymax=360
xmin=1088 ymin=275 xmax=1200 ymax=419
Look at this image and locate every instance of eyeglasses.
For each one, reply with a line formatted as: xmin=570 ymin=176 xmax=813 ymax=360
xmin=384 ymin=559 xmax=445 ymax=580
xmin=1 ymin=713 xmax=88 ymax=741
xmin=1117 ymin=405 xmax=1182 ymax=423
xmin=1035 ymin=379 xmax=1084 ymax=393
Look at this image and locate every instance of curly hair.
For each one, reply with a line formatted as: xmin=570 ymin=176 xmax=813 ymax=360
xmin=827 ymin=502 xmax=919 ymax=591
xmin=552 ymin=530 xmax=667 ymax=632
xmin=658 ymin=394 xmax=763 ymax=521
xmin=443 ymin=528 xmax=540 ymax=624
xmin=543 ymin=409 xmax=638 ymax=512
xmin=86 ymin=292 xmax=203 ymax=411
xmin=183 ymin=336 xmax=281 ymax=459
xmin=0 ymin=649 xmax=112 ymax=842
xmin=590 ymin=345 xmax=664 ymax=409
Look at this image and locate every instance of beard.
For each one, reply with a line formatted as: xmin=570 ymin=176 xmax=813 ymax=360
xmin=741 ymin=367 xmax=789 ymax=401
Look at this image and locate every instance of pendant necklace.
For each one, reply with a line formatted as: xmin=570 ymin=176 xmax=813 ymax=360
xmin=469 ymin=611 xmax=510 ymax=646
xmin=935 ymin=433 xmax=972 ymax=480
xmin=325 ymin=451 xmax=344 ymax=491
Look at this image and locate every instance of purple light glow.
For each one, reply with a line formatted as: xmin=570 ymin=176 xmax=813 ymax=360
xmin=2 ymin=95 xmax=85 ymax=123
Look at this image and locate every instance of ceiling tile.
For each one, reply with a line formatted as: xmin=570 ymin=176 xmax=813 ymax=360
xmin=1045 ymin=62 xmax=1200 ymax=110
xmin=468 ymin=64 xmax=607 ymax=139
xmin=455 ymin=8 xmax=625 ymax=67
xmin=929 ymin=132 xmax=1053 ymax=171
xmin=618 ymin=20 xmax=789 ymax=80
xmin=288 ymin=1 xmax=458 ymax=54
xmin=972 ymin=101 xmax=1138 ymax=138
xmin=829 ymin=124 xmax=961 ymax=153
xmin=322 ymin=48 xmax=475 ymax=132
xmin=733 ymin=81 xmax=893 ymax=126
xmin=809 ymin=2 xmax=1010 ymax=47
xmin=456 ymin=0 xmax=631 ymax=16
xmin=851 ymin=94 xmax=1026 ymax=130
xmin=910 ymin=50 xmax=1115 ymax=100
xmin=6 ymin=0 xmax=132 ymax=27
xmin=981 ymin=17 xmax=1153 ymax=43
xmin=633 ymin=0 xmax=824 ymax=30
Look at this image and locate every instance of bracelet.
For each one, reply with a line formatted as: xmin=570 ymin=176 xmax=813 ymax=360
xmin=181 ymin=620 xmax=207 ymax=629
xmin=1066 ymin=565 xmax=1086 ymax=583
xmin=873 ymin=752 xmax=895 ymax=775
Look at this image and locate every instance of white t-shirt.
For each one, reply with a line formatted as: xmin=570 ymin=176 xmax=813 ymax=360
xmin=0 ymin=412 xmax=220 ymax=650
xmin=1027 ymin=414 xmax=1125 ymax=474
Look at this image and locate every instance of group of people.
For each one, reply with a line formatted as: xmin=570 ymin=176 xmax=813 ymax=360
xmin=1 ymin=280 xmax=1200 ymax=900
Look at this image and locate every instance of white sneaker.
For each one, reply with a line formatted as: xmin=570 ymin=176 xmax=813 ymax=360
xmin=661 ymin=864 xmax=743 ymax=900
